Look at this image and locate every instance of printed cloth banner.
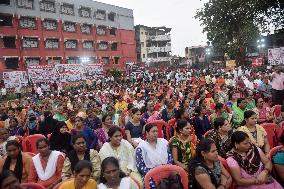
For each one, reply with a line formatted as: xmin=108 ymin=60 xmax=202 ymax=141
xmin=268 ymin=47 xmax=284 ymax=65
xmin=54 ymin=64 xmax=86 ymax=82
xmin=28 ymin=65 xmax=56 ymax=83
xmin=83 ymin=64 xmax=104 ymax=80
xmin=226 ymin=60 xmax=236 ymax=69
xmin=3 ymin=71 xmax=28 ymax=88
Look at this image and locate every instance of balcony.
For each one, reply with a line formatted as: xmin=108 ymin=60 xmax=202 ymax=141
xmin=147 ymin=45 xmax=171 ymax=53
xmin=147 ymin=35 xmax=171 ymax=41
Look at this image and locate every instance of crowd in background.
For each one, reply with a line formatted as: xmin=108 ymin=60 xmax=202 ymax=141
xmin=0 ymin=65 xmax=283 ymax=189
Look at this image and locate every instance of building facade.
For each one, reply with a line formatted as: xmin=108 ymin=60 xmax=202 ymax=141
xmin=0 ymin=0 xmax=136 ymax=72
xmin=135 ymin=25 xmax=171 ymax=66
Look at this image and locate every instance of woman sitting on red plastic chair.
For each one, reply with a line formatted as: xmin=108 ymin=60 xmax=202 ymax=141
xmin=189 ymin=138 xmax=232 ymax=189
xmin=135 ymin=123 xmax=173 ymax=189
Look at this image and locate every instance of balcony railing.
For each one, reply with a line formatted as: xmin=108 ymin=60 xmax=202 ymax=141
xmin=147 ymin=35 xmax=171 ymax=41
xmin=147 ymin=45 xmax=171 ymax=53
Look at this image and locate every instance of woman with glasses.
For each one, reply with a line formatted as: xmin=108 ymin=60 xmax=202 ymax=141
xmin=61 ymin=134 xmax=101 ymax=182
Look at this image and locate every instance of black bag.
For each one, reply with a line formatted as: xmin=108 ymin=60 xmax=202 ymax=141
xmin=157 ymin=172 xmax=183 ymax=189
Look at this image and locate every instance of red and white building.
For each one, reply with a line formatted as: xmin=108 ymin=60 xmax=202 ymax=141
xmin=0 ymin=0 xmax=136 ymax=73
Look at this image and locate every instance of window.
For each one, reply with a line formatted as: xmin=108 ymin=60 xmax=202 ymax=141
xmin=65 ymin=40 xmax=77 ymax=49
xmin=0 ymin=14 xmax=13 ymax=26
xmin=114 ymin=57 xmax=119 ymax=64
xmin=0 ymin=0 xmax=10 ymax=5
xmin=111 ymin=43 xmax=117 ymax=51
xmin=79 ymin=6 xmax=91 ymax=18
xmin=96 ymin=26 xmax=107 ymax=35
xmin=143 ymin=54 xmax=145 ymax=58
xmin=81 ymin=24 xmax=92 ymax=34
xmin=95 ymin=9 xmax=106 ymax=20
xmin=5 ymin=57 xmax=19 ymax=69
xmin=22 ymin=37 xmax=38 ymax=48
xmin=141 ymin=32 xmax=144 ymax=35
xmin=82 ymin=41 xmax=93 ymax=49
xmin=61 ymin=3 xmax=74 ymax=16
xmin=47 ymin=57 xmax=61 ymax=65
xmin=3 ymin=36 xmax=16 ymax=48
xmin=43 ymin=19 xmax=57 ymax=30
xmin=108 ymin=12 xmax=115 ymax=21
xmin=19 ymin=17 xmax=36 ymax=29
xmin=67 ymin=57 xmax=79 ymax=64
xmin=40 ymin=0 xmax=55 ymax=13
xmin=45 ymin=38 xmax=59 ymax=49
xmin=102 ymin=57 xmax=109 ymax=64
xmin=141 ymin=42 xmax=144 ymax=47
xmin=109 ymin=28 xmax=116 ymax=35
xmin=17 ymin=0 xmax=33 ymax=9
xmin=145 ymin=32 xmax=148 ymax=35
xmin=63 ymin=21 xmax=76 ymax=32
xmin=97 ymin=41 xmax=108 ymax=51
xmin=25 ymin=57 xmax=40 ymax=66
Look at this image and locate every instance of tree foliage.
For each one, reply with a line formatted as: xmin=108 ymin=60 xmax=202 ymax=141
xmin=195 ymin=0 xmax=284 ymax=60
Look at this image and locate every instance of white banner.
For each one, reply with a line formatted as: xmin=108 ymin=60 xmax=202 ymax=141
xmin=54 ymin=64 xmax=86 ymax=82
xmin=3 ymin=71 xmax=28 ymax=88
xmin=268 ymin=47 xmax=284 ymax=65
xmin=83 ymin=64 xmax=104 ymax=80
xmin=28 ymin=65 xmax=56 ymax=83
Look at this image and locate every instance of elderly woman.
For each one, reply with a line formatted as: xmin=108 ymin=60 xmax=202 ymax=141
xmin=226 ymin=131 xmax=282 ymax=189
xmin=253 ymin=98 xmax=273 ymax=124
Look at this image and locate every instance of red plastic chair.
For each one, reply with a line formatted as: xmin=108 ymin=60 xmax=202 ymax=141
xmin=149 ymin=120 xmax=168 ymax=138
xmin=261 ymin=123 xmax=283 ymax=148
xmin=20 ymin=183 xmax=45 ymax=189
xmin=144 ymin=164 xmax=188 ymax=189
xmin=166 ymin=118 xmax=177 ymax=140
xmin=25 ymin=152 xmax=36 ymax=157
xmin=267 ymin=145 xmax=283 ymax=180
xmin=218 ymin=156 xmax=235 ymax=189
xmin=22 ymin=134 xmax=46 ymax=153
xmin=130 ymin=176 xmax=142 ymax=189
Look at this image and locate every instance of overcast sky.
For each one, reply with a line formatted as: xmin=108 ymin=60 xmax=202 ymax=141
xmin=98 ymin=0 xmax=208 ymax=56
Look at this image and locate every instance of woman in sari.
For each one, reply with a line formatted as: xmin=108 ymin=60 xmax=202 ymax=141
xmin=237 ymin=110 xmax=270 ymax=154
xmin=170 ymin=119 xmax=195 ymax=171
xmin=99 ymin=127 xmax=136 ymax=176
xmin=135 ymin=123 xmax=173 ymax=188
xmin=252 ymin=98 xmax=273 ymax=124
xmin=272 ymin=132 xmax=284 ymax=186
xmin=206 ymin=117 xmax=232 ymax=158
xmin=0 ymin=140 xmax=32 ymax=183
xmin=226 ymin=131 xmax=282 ymax=189
xmin=95 ymin=113 xmax=113 ymax=150
xmin=188 ymin=138 xmax=232 ymax=189
xmin=61 ymin=134 xmax=101 ymax=181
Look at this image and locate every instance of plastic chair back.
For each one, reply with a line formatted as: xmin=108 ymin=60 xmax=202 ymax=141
xmin=144 ymin=164 xmax=188 ymax=189
xmin=203 ymin=129 xmax=214 ymax=138
xmin=166 ymin=118 xmax=176 ymax=140
xmin=273 ymin=105 xmax=281 ymax=119
xmin=130 ymin=176 xmax=142 ymax=189
xmin=149 ymin=120 xmax=168 ymax=138
xmin=22 ymin=134 xmax=46 ymax=153
xmin=218 ymin=156 xmax=235 ymax=189
xmin=20 ymin=183 xmax=45 ymax=189
xmin=268 ymin=145 xmax=283 ymax=160
xmin=261 ymin=123 xmax=282 ymax=148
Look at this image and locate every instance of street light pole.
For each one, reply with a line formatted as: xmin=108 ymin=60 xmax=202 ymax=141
xmin=205 ymin=47 xmax=211 ymax=70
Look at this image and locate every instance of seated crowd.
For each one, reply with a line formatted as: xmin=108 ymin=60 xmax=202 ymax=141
xmin=0 ymin=67 xmax=283 ymax=189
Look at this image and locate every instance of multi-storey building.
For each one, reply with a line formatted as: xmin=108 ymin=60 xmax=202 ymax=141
xmin=0 ymin=0 xmax=136 ymax=72
xmin=135 ymin=25 xmax=171 ymax=66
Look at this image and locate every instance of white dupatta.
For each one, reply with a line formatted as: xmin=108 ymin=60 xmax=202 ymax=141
xmin=32 ymin=151 xmax=62 ymax=181
xmin=136 ymin=138 xmax=169 ymax=169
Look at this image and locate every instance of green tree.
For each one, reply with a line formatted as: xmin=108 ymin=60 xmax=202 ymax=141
xmin=195 ymin=0 xmax=283 ymax=64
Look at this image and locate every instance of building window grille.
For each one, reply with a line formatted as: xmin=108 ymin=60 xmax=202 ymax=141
xmin=61 ymin=3 xmax=74 ymax=16
xmin=43 ymin=19 xmax=57 ymax=30
xmin=17 ymin=0 xmax=33 ymax=9
xmin=45 ymin=38 xmax=59 ymax=49
xmin=47 ymin=57 xmax=61 ymax=65
xmin=19 ymin=17 xmax=36 ymax=29
xmin=65 ymin=40 xmax=77 ymax=49
xmin=95 ymin=10 xmax=106 ymax=20
xmin=102 ymin=57 xmax=109 ymax=64
xmin=40 ymin=0 xmax=55 ymax=13
xmin=109 ymin=28 xmax=116 ymax=35
xmin=63 ymin=21 xmax=76 ymax=32
xmin=22 ymin=37 xmax=38 ymax=48
xmin=67 ymin=57 xmax=80 ymax=64
xmin=96 ymin=26 xmax=107 ymax=35
xmin=81 ymin=24 xmax=91 ymax=34
xmin=82 ymin=41 xmax=93 ymax=49
xmin=97 ymin=42 xmax=108 ymax=51
xmin=26 ymin=57 xmax=40 ymax=66
xmin=108 ymin=12 xmax=115 ymax=21
xmin=111 ymin=43 xmax=117 ymax=51
xmin=79 ymin=7 xmax=91 ymax=18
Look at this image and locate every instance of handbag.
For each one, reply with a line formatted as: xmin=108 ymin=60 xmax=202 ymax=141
xmin=157 ymin=172 xmax=183 ymax=189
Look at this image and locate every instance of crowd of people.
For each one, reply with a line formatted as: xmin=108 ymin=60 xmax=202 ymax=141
xmin=0 ymin=65 xmax=283 ymax=189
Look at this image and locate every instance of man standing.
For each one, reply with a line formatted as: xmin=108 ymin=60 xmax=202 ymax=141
xmin=270 ymin=66 xmax=284 ymax=106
